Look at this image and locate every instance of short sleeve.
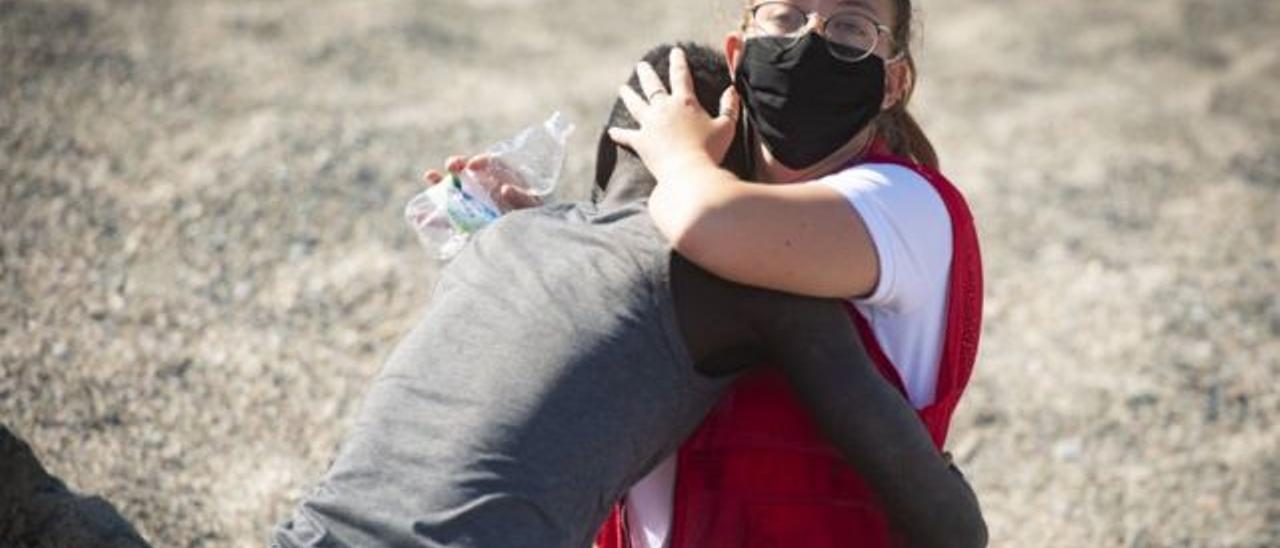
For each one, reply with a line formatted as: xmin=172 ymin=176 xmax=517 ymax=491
xmin=816 ymin=163 xmax=953 ymax=312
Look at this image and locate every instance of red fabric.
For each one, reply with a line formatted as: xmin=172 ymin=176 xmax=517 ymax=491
xmin=596 ymin=150 xmax=983 ymax=548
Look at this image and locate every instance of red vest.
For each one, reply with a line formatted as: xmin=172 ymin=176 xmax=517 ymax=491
xmin=596 ymin=151 xmax=983 ymax=548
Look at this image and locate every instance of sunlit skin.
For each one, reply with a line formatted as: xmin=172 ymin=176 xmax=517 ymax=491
xmin=424 ymin=0 xmax=913 ymax=300
xmin=607 ymin=0 xmax=914 ymax=299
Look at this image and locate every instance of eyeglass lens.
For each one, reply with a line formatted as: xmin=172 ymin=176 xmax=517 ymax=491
xmin=751 ymin=2 xmax=880 ymax=61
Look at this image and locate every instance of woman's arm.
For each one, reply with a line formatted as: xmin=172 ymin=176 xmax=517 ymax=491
xmin=646 ymin=155 xmax=879 ymax=299
xmin=610 ymin=48 xmax=879 ymax=298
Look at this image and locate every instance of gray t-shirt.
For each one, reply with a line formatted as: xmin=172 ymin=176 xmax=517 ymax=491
xmin=274 ymin=201 xmax=730 ymax=548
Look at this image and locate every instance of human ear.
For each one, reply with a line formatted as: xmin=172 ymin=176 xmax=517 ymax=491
xmin=724 ymin=31 xmax=745 ymax=79
xmin=881 ymin=58 xmax=910 ymax=110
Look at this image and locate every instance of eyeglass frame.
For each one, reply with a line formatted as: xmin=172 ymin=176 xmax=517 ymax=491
xmin=743 ymin=1 xmax=905 ymax=63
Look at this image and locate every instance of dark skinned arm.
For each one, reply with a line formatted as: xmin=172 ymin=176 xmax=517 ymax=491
xmin=739 ymin=291 xmax=988 ymax=548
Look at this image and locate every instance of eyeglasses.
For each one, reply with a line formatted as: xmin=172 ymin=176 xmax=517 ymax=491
xmin=746 ymin=1 xmax=898 ymax=63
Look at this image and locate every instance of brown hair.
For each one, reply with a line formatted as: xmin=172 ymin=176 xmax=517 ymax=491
xmin=877 ymin=0 xmax=938 ymax=168
xmin=739 ymin=0 xmax=939 ymax=168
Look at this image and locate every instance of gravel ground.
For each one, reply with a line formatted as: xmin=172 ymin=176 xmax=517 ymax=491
xmin=2 ymin=0 xmax=1277 ymax=546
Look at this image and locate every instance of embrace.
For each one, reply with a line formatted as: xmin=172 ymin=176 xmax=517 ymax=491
xmin=276 ymin=1 xmax=987 ymax=547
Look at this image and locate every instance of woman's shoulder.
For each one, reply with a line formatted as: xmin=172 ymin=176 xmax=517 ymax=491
xmin=816 ymin=161 xmax=953 ymax=311
xmin=820 ymin=157 xmax=926 ymax=185
xmin=817 ymin=162 xmax=950 ymax=230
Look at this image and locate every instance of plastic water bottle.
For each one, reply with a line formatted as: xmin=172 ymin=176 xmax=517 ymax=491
xmin=405 ymin=112 xmax=574 ymax=261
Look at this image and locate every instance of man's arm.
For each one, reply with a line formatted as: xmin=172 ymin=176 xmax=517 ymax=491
xmin=670 ymin=253 xmax=986 ymax=547
xmin=740 ymin=292 xmax=988 ymax=548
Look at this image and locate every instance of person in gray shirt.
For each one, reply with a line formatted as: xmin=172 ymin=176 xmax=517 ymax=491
xmin=273 ymin=43 xmax=985 ymax=548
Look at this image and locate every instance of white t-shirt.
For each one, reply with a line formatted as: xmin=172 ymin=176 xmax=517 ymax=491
xmin=624 ymin=162 xmax=955 ymax=548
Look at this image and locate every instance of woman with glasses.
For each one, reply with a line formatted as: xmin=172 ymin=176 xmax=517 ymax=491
xmin=600 ymin=1 xmax=986 ymax=546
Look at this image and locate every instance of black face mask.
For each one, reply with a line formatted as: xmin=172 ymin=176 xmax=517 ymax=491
xmin=733 ymin=34 xmax=886 ymax=170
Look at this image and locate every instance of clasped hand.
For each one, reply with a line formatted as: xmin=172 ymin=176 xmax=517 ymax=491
xmin=422 ymin=155 xmax=542 ymax=212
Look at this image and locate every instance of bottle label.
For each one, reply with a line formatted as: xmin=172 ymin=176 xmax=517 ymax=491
xmin=441 ymin=174 xmax=501 ymax=234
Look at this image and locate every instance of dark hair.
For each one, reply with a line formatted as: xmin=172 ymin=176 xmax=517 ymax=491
xmin=593 ymin=42 xmax=748 ymax=197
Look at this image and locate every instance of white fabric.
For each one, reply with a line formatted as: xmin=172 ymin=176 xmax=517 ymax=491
xmin=625 ymin=162 xmax=954 ymax=548
xmin=624 ymin=453 xmax=677 ymax=548
xmin=825 ymin=162 xmax=953 ymax=408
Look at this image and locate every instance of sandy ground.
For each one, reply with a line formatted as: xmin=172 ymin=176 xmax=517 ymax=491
xmin=2 ymin=0 xmax=1277 ymax=546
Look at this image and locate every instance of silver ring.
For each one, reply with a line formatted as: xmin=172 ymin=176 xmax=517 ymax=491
xmin=646 ymin=89 xmax=667 ymax=101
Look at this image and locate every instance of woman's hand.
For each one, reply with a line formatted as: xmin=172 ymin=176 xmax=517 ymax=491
xmin=422 ymin=154 xmax=542 ymax=212
xmin=604 ymin=52 xmax=879 ymax=300
xmin=607 ymin=47 xmax=740 ymax=182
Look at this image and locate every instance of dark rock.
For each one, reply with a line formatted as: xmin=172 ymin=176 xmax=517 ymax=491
xmin=0 ymin=425 xmax=151 ymax=548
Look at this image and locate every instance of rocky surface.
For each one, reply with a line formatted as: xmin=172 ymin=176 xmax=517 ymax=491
xmin=2 ymin=0 xmax=1276 ymax=546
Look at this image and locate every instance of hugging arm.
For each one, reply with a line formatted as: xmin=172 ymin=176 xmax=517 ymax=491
xmin=741 ymin=293 xmax=988 ymax=548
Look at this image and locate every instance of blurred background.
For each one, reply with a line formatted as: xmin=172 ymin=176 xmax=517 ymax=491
xmin=2 ymin=0 xmax=1277 ymax=545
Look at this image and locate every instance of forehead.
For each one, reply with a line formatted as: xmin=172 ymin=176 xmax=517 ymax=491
xmin=779 ymin=0 xmax=891 ymax=19
xmin=836 ymin=0 xmax=891 ymax=18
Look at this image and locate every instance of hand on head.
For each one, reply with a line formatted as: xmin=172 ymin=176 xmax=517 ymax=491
xmin=607 ymin=47 xmax=741 ymax=183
